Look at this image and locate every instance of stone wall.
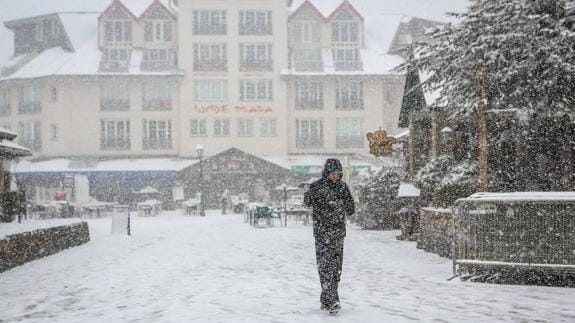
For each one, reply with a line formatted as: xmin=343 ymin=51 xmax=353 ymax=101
xmin=0 ymin=222 xmax=90 ymax=273
xmin=417 ymin=208 xmax=453 ymax=258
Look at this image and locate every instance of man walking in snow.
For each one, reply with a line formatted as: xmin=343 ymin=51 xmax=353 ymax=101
xmin=304 ymin=158 xmax=355 ymax=315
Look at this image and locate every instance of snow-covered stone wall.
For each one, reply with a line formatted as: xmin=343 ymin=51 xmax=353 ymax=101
xmin=0 ymin=222 xmax=89 ymax=273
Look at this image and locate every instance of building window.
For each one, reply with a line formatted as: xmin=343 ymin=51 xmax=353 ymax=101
xmin=332 ymin=12 xmax=358 ymax=43
xmin=296 ymin=119 xmax=323 ymax=149
xmin=194 ymin=80 xmax=228 ymax=101
xmin=50 ymin=124 xmax=58 ymax=141
xmin=237 ymin=118 xmax=254 ymax=137
xmin=193 ymin=10 xmax=227 ymax=35
xmin=19 ymin=85 xmax=42 ymax=114
xmin=193 ymin=43 xmax=227 ymax=71
xmin=239 ymin=11 xmax=272 ymax=35
xmin=101 ymin=47 xmax=131 ymax=71
xmin=293 ymin=48 xmax=323 ymax=72
xmin=240 ymin=80 xmax=273 ymax=101
xmin=100 ymin=120 xmax=130 ymax=150
xmin=0 ymin=89 xmax=11 ymax=116
xmin=260 ymin=118 xmax=277 ymax=137
xmin=240 ymin=43 xmax=272 ymax=71
xmin=294 ymin=20 xmax=320 ymax=44
xmin=104 ymin=20 xmax=132 ymax=44
xmin=50 ymin=86 xmax=57 ymax=102
xmin=295 ymin=81 xmax=323 ymax=110
xmin=18 ymin=121 xmax=41 ymax=151
xmin=213 ymin=118 xmax=230 ymax=137
xmin=333 ymin=48 xmax=361 ymax=71
xmin=143 ymin=81 xmax=172 ymax=110
xmin=144 ymin=20 xmax=172 ymax=42
xmin=100 ymin=80 xmax=130 ymax=111
xmin=143 ymin=119 xmax=172 ymax=150
xmin=142 ymin=48 xmax=176 ymax=70
xmin=332 ymin=11 xmax=361 ymax=71
xmin=336 ymin=80 xmax=363 ymax=110
xmin=336 ymin=118 xmax=364 ymax=148
xmin=190 ymin=119 xmax=207 ymax=137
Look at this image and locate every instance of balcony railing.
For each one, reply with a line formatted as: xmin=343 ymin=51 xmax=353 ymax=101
xmin=334 ymin=60 xmax=363 ymax=71
xmin=336 ymin=136 xmax=364 ymax=149
xmin=100 ymin=100 xmax=130 ymax=111
xmin=240 ymin=60 xmax=273 ymax=72
xmin=100 ymin=138 xmax=130 ymax=150
xmin=296 ymin=137 xmax=323 ymax=149
xmin=99 ymin=60 xmax=130 ymax=73
xmin=143 ymin=99 xmax=173 ymax=111
xmin=143 ymin=138 xmax=172 ymax=150
xmin=294 ymin=61 xmax=323 ymax=72
xmin=336 ymin=98 xmax=363 ymax=110
xmin=194 ymin=60 xmax=228 ymax=72
xmin=295 ymin=99 xmax=323 ymax=110
xmin=18 ymin=102 xmax=41 ymax=114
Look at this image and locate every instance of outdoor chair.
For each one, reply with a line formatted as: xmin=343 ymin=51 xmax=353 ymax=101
xmin=253 ymin=206 xmax=273 ymax=227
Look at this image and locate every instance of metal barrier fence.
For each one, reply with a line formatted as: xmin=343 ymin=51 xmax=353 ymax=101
xmin=452 ymin=192 xmax=575 ymax=276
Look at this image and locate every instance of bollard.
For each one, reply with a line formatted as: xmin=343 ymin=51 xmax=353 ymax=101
xmin=111 ymin=205 xmax=131 ymax=235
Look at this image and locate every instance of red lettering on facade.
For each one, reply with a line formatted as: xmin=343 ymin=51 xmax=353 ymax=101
xmin=235 ymin=106 xmax=273 ymax=113
xmin=193 ymin=105 xmax=229 ymax=114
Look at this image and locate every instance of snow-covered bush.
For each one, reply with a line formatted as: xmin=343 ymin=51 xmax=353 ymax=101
xmin=414 ymin=156 xmax=478 ymax=207
xmin=435 ymin=159 xmax=478 ymax=207
xmin=353 ymin=168 xmax=401 ymax=230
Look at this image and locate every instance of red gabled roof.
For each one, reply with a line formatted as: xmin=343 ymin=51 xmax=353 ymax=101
xmin=289 ymin=0 xmax=328 ymax=22
xmin=289 ymin=0 xmax=364 ymax=23
xmin=139 ymin=0 xmax=177 ymax=20
xmin=99 ymin=0 xmax=176 ymax=22
xmin=98 ymin=0 xmax=138 ymax=21
xmin=326 ymin=0 xmax=364 ymax=22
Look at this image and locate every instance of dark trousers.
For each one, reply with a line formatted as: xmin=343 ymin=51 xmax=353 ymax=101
xmin=315 ymin=236 xmax=344 ymax=307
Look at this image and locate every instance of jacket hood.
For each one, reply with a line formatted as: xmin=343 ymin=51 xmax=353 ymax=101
xmin=322 ymin=158 xmax=343 ymax=178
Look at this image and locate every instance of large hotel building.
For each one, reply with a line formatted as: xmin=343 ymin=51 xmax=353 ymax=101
xmin=0 ymin=0 xmax=449 ymax=204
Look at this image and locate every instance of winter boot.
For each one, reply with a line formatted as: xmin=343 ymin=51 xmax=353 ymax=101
xmin=328 ymin=302 xmax=341 ymax=315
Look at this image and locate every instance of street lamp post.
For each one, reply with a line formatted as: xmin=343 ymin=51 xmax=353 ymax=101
xmin=196 ymin=145 xmax=206 ymax=217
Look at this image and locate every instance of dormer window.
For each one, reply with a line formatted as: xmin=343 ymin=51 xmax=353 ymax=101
xmin=104 ymin=20 xmax=132 ymax=45
xmin=332 ymin=11 xmax=358 ymax=43
xmin=291 ymin=19 xmax=322 ymax=72
xmin=332 ymin=11 xmax=362 ymax=71
xmin=144 ymin=20 xmax=172 ymax=42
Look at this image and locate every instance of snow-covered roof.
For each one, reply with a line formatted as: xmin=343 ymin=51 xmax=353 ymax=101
xmin=285 ymin=1 xmax=467 ymax=77
xmin=288 ymin=0 xmax=467 ymax=24
xmin=0 ymin=140 xmax=32 ymax=157
xmin=458 ymin=192 xmax=575 ymax=202
xmin=418 ymin=70 xmax=443 ymax=106
xmin=398 ymin=182 xmax=420 ymax=197
xmin=12 ymin=158 xmax=198 ymax=173
xmin=262 ymin=154 xmax=392 ymax=171
xmin=0 ymin=126 xmax=17 ymax=140
xmin=0 ymin=0 xmax=180 ymax=79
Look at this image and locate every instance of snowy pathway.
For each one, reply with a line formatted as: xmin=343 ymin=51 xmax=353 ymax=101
xmin=1 ymin=210 xmax=575 ymax=322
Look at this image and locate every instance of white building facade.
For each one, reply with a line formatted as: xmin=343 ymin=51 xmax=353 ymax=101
xmin=0 ymin=0 xmax=410 ymax=160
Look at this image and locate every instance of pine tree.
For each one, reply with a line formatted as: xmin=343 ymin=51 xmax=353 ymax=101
xmin=406 ymin=0 xmax=575 ymax=118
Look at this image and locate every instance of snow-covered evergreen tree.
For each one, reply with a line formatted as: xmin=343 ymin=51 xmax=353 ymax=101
xmin=354 ymin=168 xmax=401 ymax=230
xmin=406 ymin=0 xmax=575 ymax=118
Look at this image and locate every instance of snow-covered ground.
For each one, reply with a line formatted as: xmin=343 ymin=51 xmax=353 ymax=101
xmin=1 ymin=210 xmax=575 ymax=322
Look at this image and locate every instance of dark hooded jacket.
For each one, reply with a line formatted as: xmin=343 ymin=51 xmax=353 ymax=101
xmin=304 ymin=159 xmax=355 ymax=239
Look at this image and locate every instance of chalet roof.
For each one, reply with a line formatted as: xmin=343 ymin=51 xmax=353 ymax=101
xmin=0 ymin=0 xmax=178 ymax=76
